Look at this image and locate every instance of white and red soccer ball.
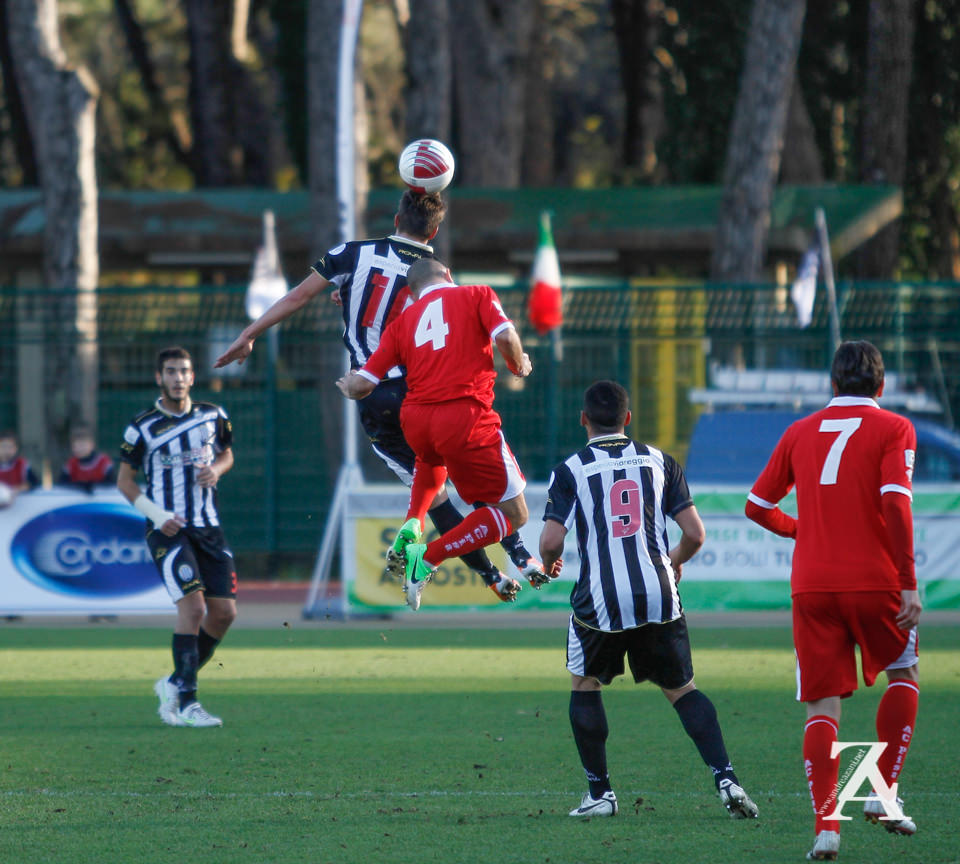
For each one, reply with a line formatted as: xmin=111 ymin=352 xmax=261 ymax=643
xmin=398 ymin=139 xmax=455 ymax=194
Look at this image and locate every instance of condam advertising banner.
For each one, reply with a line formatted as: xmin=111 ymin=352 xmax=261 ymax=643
xmin=0 ymin=489 xmax=172 ymax=615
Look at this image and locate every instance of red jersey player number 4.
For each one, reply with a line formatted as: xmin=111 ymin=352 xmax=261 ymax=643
xmin=362 ymin=281 xmax=514 ymax=409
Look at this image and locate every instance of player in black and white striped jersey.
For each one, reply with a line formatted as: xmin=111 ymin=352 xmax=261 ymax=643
xmin=540 ymin=380 xmax=758 ymax=820
xmin=213 ymin=190 xmax=547 ymax=601
xmin=117 ymin=347 xmax=237 ymax=729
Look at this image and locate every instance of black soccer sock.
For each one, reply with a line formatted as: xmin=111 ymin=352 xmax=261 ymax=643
xmin=499 ymin=531 xmax=532 ymax=569
xmin=569 ymin=690 xmax=611 ymax=797
xmin=673 ymin=689 xmax=738 ymax=789
xmin=197 ymin=627 xmax=221 ymax=670
xmin=428 ymin=499 xmax=499 ymax=585
xmin=172 ymin=633 xmax=199 ymax=709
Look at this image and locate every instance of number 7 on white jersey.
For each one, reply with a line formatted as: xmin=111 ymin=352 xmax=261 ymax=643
xmin=818 ymin=417 xmax=862 ymax=485
xmin=414 ymin=298 xmax=449 ymax=350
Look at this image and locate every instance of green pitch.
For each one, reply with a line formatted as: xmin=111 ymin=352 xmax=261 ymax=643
xmin=0 ymin=623 xmax=956 ymax=864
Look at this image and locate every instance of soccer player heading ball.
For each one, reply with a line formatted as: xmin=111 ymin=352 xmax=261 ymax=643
xmin=214 ymin=185 xmax=546 ymax=602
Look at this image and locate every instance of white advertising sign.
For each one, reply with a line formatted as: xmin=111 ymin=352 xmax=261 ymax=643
xmin=0 ymin=488 xmax=173 ymax=615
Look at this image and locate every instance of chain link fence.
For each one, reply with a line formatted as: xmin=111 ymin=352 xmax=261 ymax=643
xmin=3 ymin=280 xmax=958 ymax=566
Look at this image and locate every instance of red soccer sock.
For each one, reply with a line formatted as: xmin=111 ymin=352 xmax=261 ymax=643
xmin=406 ymin=462 xmax=448 ymax=528
xmin=424 ymin=506 xmax=511 ymax=567
xmin=803 ymin=715 xmax=840 ymax=835
xmin=875 ymin=680 xmax=919 ymax=788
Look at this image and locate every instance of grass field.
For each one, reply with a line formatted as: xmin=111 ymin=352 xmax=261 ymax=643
xmin=0 ymin=622 xmax=957 ymax=864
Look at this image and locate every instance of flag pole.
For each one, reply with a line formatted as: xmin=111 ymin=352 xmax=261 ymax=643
xmin=815 ymin=207 xmax=842 ymax=352
xmin=305 ymin=0 xmax=364 ymax=619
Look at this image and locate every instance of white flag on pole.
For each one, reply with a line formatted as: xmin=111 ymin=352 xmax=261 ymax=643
xmin=791 ymin=244 xmax=820 ymax=328
xmin=246 ymin=210 xmax=288 ymax=321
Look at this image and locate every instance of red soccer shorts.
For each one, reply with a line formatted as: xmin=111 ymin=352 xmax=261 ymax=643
xmin=401 ymin=398 xmax=526 ymax=505
xmin=792 ymin=590 xmax=918 ymax=702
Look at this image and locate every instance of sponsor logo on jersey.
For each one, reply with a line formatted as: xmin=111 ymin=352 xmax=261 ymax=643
xmin=11 ymin=502 xmax=157 ymax=598
xmin=158 ymin=444 xmax=213 ymax=467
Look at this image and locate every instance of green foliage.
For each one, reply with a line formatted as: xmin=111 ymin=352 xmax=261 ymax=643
xmin=0 ymin=624 xmax=956 ymax=864
xmin=659 ymin=0 xmax=753 ymax=183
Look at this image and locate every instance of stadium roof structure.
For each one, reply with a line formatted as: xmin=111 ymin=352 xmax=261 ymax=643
xmin=0 ymin=184 xmax=900 ymax=281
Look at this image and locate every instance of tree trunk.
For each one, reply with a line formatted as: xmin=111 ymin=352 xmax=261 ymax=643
xmin=856 ymin=0 xmax=914 ymax=279
xmin=0 ymin=0 xmax=39 ymax=184
xmin=184 ymin=0 xmax=277 ymax=186
xmin=402 ymin=0 xmax=451 ymax=142
xmin=184 ymin=0 xmax=235 ymax=185
xmin=712 ymin=0 xmax=806 ymax=282
xmin=8 ymin=0 xmax=99 ymax=459
xmin=778 ymin=76 xmax=823 ymax=183
xmin=113 ymin=0 xmax=193 ymax=172
xmin=449 ymin=0 xmax=535 ymax=186
xmin=610 ymin=0 xmax=664 ymax=182
xmin=520 ymin=0 xmax=553 ymax=187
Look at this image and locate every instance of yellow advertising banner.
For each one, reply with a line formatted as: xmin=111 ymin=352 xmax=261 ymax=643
xmin=351 ymin=518 xmax=507 ymax=608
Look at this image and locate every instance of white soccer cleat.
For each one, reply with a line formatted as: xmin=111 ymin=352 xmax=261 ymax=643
xmin=489 ymin=572 xmax=521 ymax=602
xmin=176 ymin=701 xmax=223 ymax=728
xmin=805 ymin=830 xmax=840 ymax=860
xmin=864 ymin=794 xmax=916 ymax=835
xmin=718 ymin=778 xmax=759 ymax=819
xmin=153 ymin=676 xmax=179 ymax=725
xmin=519 ymin=557 xmax=550 ymax=588
xmin=402 ymin=543 xmax=435 ymax=611
xmin=568 ymin=790 xmax=618 ymax=817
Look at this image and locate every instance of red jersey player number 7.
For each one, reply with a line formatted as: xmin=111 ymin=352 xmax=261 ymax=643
xmin=744 ymin=340 xmax=921 ymax=861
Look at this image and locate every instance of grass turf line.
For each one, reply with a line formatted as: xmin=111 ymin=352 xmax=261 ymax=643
xmin=0 ymin=625 xmax=956 ymax=864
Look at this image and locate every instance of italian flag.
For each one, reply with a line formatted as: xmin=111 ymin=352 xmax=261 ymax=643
xmin=527 ymin=211 xmax=562 ymax=334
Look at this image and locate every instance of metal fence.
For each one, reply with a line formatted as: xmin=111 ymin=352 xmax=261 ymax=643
xmin=2 ymin=279 xmax=959 ymax=559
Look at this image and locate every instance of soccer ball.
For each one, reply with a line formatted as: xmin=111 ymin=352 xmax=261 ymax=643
xmin=398 ymin=139 xmax=455 ymax=194
xmin=0 ymin=482 xmax=12 ymax=508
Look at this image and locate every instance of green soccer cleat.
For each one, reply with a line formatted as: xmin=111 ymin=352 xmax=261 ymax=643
xmin=402 ymin=543 xmax=436 ymax=610
xmin=385 ymin=518 xmax=422 ymax=580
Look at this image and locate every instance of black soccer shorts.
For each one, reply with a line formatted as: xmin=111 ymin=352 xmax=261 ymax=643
xmin=566 ymin=613 xmax=695 ymax=689
xmin=146 ymin=525 xmax=237 ymax=602
xmin=357 ymin=377 xmax=417 ymax=484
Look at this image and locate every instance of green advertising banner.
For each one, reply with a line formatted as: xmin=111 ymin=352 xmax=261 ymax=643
xmin=339 ymin=484 xmax=960 ymax=614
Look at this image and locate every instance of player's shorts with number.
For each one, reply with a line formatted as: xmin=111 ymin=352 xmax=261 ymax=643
xmin=400 ymin=398 xmax=525 ymax=506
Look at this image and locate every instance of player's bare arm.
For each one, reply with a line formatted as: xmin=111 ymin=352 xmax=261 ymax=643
xmin=214 ymin=271 xmax=330 ymax=368
xmin=196 ymin=448 xmax=234 ymax=489
xmin=116 ymin=461 xmax=185 ymax=537
xmin=494 ymin=326 xmax=532 ymax=377
xmin=539 ymin=518 xmax=566 ymax=580
xmin=669 ymin=504 xmax=706 ymax=582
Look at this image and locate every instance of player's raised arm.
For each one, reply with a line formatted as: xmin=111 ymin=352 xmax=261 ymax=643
xmin=494 ymin=326 xmax=532 ymax=377
xmin=214 ymin=271 xmax=330 ymax=368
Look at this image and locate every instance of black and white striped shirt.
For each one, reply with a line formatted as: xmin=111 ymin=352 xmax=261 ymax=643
xmin=313 ymin=235 xmax=434 ymax=375
xmin=120 ymin=399 xmax=232 ymax=529
xmin=544 ymin=435 xmax=693 ymax=631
